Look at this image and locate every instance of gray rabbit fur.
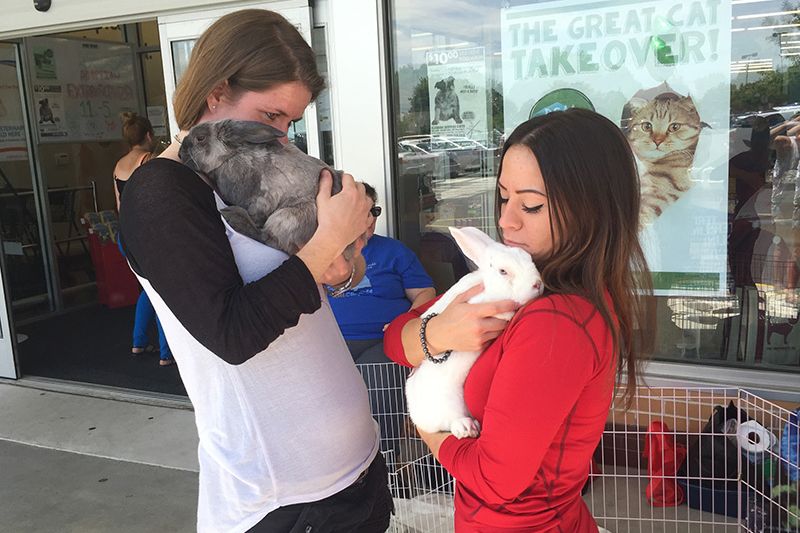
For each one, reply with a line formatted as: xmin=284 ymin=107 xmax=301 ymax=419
xmin=179 ymin=119 xmax=348 ymax=256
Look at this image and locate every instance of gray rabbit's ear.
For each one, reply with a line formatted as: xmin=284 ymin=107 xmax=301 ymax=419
xmin=449 ymin=226 xmax=494 ymax=265
xmin=221 ymin=120 xmax=286 ymax=145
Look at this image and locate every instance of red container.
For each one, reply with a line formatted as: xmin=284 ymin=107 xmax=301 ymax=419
xmin=87 ymin=232 xmax=140 ymax=308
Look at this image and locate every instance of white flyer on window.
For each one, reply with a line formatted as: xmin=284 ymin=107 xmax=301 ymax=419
xmin=427 ymin=46 xmax=488 ymax=141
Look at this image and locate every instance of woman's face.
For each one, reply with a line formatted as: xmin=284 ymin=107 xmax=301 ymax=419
xmin=497 ymin=145 xmax=555 ymax=262
xmin=201 ymin=81 xmax=311 ymax=144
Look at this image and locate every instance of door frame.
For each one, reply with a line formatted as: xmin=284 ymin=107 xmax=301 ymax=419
xmin=0 ymin=41 xmax=40 ymax=379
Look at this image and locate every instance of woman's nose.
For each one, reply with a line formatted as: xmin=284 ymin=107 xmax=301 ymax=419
xmin=498 ymin=207 xmax=520 ymax=231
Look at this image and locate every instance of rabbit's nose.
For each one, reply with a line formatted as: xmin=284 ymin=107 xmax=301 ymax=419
xmin=533 ymin=281 xmax=542 ymax=291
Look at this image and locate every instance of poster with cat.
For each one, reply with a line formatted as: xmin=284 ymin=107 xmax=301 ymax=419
xmin=500 ymin=0 xmax=732 ymax=296
xmin=426 ymin=46 xmax=487 ymax=141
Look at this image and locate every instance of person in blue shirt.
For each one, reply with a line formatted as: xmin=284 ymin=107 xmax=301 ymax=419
xmin=329 ymin=183 xmax=435 ymax=364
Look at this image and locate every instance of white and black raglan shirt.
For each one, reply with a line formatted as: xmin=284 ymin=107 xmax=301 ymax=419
xmin=120 ymin=158 xmax=379 ymax=533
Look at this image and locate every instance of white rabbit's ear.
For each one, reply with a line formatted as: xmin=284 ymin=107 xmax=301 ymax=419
xmin=449 ymin=226 xmax=495 ymax=265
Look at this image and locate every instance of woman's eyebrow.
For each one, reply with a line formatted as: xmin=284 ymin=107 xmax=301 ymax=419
xmin=517 ymin=188 xmax=546 ymax=196
xmin=499 ymin=182 xmax=545 ymax=196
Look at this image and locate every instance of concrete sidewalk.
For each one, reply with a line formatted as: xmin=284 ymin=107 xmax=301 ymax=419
xmin=0 ymin=440 xmax=198 ymax=532
xmin=0 ymin=380 xmax=201 ymax=532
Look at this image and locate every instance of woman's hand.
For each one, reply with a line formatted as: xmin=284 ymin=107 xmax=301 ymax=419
xmin=297 ymin=171 xmax=371 ymax=284
xmin=427 ymin=284 xmax=519 ymax=353
xmin=416 ymin=427 xmax=452 ymax=460
xmin=316 ymin=171 xmax=371 ymax=251
xmin=400 ymin=284 xmax=519 ymax=366
xmin=321 ymin=255 xmax=354 ymax=287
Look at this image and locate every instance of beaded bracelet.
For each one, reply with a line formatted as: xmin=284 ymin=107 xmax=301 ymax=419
xmin=419 ymin=313 xmax=452 ymax=364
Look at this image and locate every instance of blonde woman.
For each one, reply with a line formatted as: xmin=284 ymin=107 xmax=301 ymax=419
xmin=119 ymin=10 xmax=389 ymax=532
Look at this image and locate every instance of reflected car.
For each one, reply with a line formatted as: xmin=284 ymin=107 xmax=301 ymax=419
xmin=448 ymin=137 xmax=501 ymax=165
xmin=398 ymin=142 xmax=438 ymax=176
xmin=729 ymin=110 xmax=793 ymax=157
xmin=399 ymin=135 xmax=482 ymax=173
xmin=398 ymin=140 xmax=461 ymax=178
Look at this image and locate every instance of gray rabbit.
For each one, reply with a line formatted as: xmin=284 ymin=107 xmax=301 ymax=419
xmin=179 ymin=120 xmax=350 ymax=256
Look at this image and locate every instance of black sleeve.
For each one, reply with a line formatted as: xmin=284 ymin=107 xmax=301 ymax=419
xmin=119 ymin=158 xmax=321 ymax=365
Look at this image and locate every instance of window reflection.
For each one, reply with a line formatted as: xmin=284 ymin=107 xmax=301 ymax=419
xmin=390 ymin=0 xmax=800 ymax=371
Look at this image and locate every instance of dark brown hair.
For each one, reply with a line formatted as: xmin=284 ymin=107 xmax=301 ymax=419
xmin=497 ymin=108 xmax=652 ymax=405
xmin=173 ymin=9 xmax=325 ymax=129
xmin=120 ymin=112 xmax=153 ymax=146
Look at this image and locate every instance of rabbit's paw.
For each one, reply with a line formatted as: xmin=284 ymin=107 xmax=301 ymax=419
xmin=450 ymin=417 xmax=481 ymax=439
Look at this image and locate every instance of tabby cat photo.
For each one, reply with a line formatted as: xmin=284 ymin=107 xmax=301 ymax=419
xmin=621 ymin=89 xmax=707 ymax=226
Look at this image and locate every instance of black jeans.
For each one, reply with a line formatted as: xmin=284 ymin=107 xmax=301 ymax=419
xmin=248 ymin=452 xmax=393 ymax=533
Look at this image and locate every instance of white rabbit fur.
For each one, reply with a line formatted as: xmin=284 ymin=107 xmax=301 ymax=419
xmin=406 ymin=226 xmax=544 ymax=439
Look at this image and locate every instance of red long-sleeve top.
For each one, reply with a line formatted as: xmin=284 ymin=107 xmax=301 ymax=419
xmin=384 ymin=292 xmax=616 ymax=532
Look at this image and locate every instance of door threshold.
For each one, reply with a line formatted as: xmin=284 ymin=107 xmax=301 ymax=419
xmin=0 ymin=375 xmax=193 ymax=410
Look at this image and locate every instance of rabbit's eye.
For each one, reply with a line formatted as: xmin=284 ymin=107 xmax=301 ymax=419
xmin=195 ymin=135 xmax=206 ymax=143
xmin=499 ymin=269 xmax=508 ymax=276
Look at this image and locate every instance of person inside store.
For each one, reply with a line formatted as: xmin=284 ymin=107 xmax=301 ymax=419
xmin=329 ymin=182 xmax=435 ymax=364
xmin=384 ymin=108 xmax=652 ymax=532
xmin=113 ymin=112 xmax=174 ymax=367
xmin=729 ymin=115 xmax=772 ymax=217
xmin=729 ymin=115 xmax=800 ymax=290
xmin=118 ymin=9 xmax=391 ymax=533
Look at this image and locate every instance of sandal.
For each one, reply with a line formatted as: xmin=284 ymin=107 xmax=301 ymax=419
xmin=132 ymin=345 xmax=155 ymax=355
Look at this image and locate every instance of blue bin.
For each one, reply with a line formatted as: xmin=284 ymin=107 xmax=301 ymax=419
xmin=677 ymin=478 xmax=747 ymax=518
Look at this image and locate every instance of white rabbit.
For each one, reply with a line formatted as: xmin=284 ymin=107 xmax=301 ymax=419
xmin=406 ymin=226 xmax=544 ymax=439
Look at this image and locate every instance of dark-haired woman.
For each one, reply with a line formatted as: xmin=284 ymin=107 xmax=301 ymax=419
xmin=113 ymin=112 xmax=174 ymax=366
xmin=385 ymin=108 xmax=651 ymax=532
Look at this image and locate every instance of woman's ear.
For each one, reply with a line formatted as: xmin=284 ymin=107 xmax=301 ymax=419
xmin=449 ymin=226 xmax=493 ymax=265
xmin=206 ymin=80 xmax=230 ymax=113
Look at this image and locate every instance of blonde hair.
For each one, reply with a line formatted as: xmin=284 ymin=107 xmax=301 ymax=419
xmin=120 ymin=112 xmax=153 ymax=146
xmin=173 ymin=9 xmax=325 ymax=129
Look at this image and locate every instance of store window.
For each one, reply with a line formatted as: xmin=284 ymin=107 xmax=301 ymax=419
xmin=389 ymin=0 xmax=800 ymax=372
xmin=7 ymin=21 xmax=170 ymax=316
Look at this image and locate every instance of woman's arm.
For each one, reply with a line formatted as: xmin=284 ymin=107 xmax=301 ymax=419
xmin=120 ymin=160 xmax=334 ymax=365
xmin=405 ymin=287 xmax=436 ymax=309
xmin=417 ymin=427 xmax=451 ymax=458
xmin=384 ymin=284 xmax=517 ymax=367
xmin=114 ymin=179 xmax=121 ymax=212
xmin=296 ymin=171 xmax=371 ymax=283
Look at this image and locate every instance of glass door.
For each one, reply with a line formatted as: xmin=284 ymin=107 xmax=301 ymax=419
xmin=158 ymin=2 xmax=322 ymax=158
xmin=0 ymin=42 xmax=45 ymax=378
